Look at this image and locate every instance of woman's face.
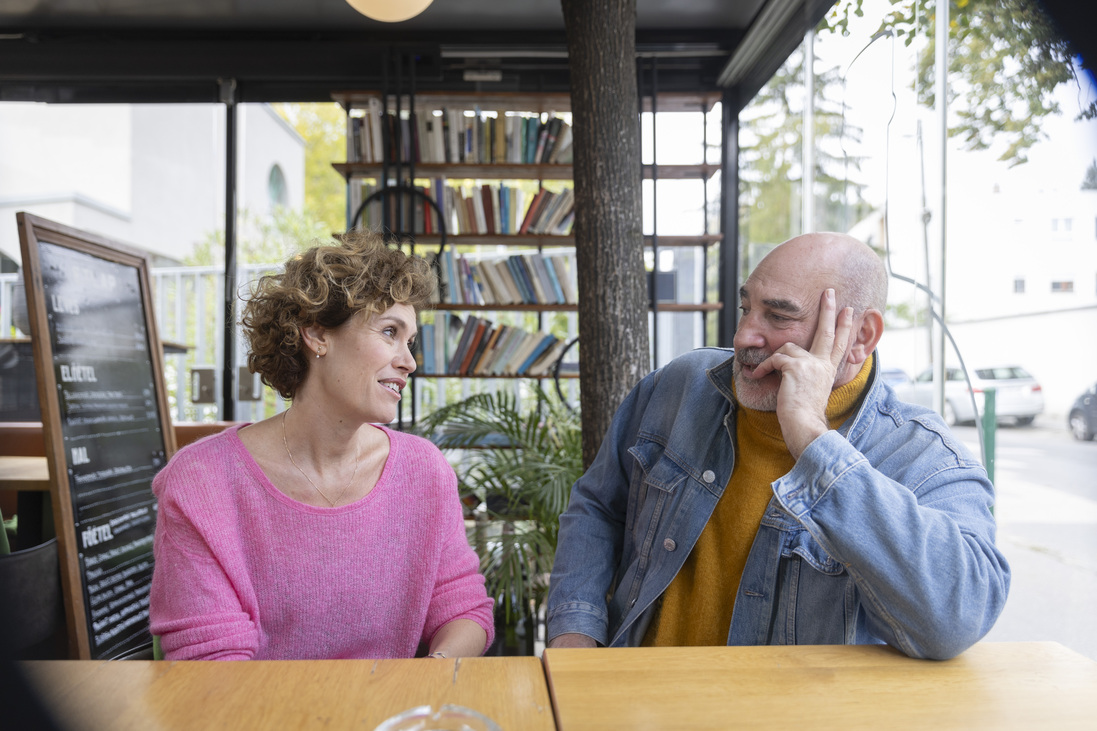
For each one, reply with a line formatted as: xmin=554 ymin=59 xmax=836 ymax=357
xmin=312 ymin=302 xmax=417 ymax=425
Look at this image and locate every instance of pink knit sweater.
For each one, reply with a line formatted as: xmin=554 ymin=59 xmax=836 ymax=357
xmin=149 ymin=424 xmax=494 ymax=660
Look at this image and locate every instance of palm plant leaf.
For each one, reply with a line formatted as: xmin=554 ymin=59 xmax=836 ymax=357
xmin=414 ymin=387 xmax=582 ymax=624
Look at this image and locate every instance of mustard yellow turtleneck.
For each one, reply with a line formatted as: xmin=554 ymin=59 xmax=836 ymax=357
xmin=642 ymin=353 xmax=874 ymax=647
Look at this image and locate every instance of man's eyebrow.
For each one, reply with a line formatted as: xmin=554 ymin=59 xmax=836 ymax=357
xmin=739 ymin=286 xmax=804 ymax=316
xmin=761 ymin=298 xmax=803 ymax=315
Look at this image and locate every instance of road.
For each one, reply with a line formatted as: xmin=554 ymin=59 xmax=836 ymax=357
xmin=951 ymin=415 xmax=1097 ymax=661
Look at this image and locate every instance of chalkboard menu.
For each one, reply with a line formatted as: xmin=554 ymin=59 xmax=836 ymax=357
xmin=16 ymin=213 xmax=176 ymax=660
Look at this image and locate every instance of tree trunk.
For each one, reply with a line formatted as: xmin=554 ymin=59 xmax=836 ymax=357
xmin=562 ymin=0 xmax=650 ymax=468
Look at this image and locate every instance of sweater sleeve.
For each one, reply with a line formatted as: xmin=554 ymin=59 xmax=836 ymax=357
xmin=149 ymin=447 xmax=259 ymax=660
xmin=414 ymin=442 xmax=495 ymax=651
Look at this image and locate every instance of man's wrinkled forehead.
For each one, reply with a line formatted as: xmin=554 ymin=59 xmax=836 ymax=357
xmin=737 ymin=283 xmax=807 ymax=313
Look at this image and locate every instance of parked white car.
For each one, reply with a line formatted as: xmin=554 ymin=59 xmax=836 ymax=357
xmin=891 ymin=365 xmax=1044 ymax=426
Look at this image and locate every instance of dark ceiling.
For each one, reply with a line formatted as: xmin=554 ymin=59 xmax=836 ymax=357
xmin=0 ymin=0 xmax=837 ymax=109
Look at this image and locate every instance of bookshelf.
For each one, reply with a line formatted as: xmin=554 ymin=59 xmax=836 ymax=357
xmin=332 ymin=162 xmax=720 ymax=181
xmin=331 ymin=89 xmax=724 ymax=417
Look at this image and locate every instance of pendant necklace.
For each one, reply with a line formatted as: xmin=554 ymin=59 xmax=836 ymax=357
xmin=281 ymin=409 xmax=360 ymax=507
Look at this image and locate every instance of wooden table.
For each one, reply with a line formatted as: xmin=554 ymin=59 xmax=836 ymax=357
xmin=543 ymin=642 xmax=1097 ymax=730
xmin=23 ymin=657 xmax=556 ymax=730
xmin=0 ymin=455 xmax=50 ymax=492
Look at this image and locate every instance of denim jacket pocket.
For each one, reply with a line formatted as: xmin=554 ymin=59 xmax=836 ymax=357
xmin=616 ymin=441 xmax=689 ymax=608
xmin=785 ymin=529 xmax=845 ymax=576
xmin=624 ymin=440 xmax=689 ymax=536
xmin=773 ymin=529 xmax=855 ymax=646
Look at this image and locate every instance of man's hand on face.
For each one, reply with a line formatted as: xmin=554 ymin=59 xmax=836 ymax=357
xmin=750 ymin=288 xmax=855 ymax=459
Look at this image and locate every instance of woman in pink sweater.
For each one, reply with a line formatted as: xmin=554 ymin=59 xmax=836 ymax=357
xmin=150 ymin=232 xmax=494 ymax=660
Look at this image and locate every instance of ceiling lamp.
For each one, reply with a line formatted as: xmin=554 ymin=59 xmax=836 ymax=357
xmin=345 ymin=0 xmax=433 ymax=23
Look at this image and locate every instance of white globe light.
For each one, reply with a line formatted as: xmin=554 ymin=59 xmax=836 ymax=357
xmin=345 ymin=0 xmax=434 ymax=23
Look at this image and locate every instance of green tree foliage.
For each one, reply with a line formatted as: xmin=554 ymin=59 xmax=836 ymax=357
xmin=1083 ymin=158 xmax=1097 ymax=190
xmin=739 ymin=47 xmax=872 ymax=254
xmin=186 ymin=208 xmax=331 ymax=267
xmin=825 ymin=0 xmax=1091 ymax=167
xmin=413 ymin=387 xmax=582 ymax=627
xmin=271 ymin=102 xmax=348 ymax=234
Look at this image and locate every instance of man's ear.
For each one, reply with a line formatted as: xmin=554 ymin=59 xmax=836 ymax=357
xmin=301 ymin=324 xmax=328 ymax=358
xmin=846 ymin=309 xmax=884 ymax=365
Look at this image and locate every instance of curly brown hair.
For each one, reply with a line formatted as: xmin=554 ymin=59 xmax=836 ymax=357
xmin=241 ymin=231 xmax=436 ymax=399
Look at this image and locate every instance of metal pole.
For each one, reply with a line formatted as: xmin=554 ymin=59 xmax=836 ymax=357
xmin=932 ymin=0 xmax=949 ymax=417
xmin=802 ymin=28 xmax=815 ymax=234
xmin=220 ymin=78 xmax=238 ymax=422
xmin=719 ymin=88 xmax=741 ymax=347
xmin=917 ymin=120 xmax=933 ymax=364
xmin=981 ymin=388 xmax=996 ymax=486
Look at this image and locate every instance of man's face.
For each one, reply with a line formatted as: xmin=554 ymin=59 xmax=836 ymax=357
xmin=732 ymin=260 xmax=825 ymax=411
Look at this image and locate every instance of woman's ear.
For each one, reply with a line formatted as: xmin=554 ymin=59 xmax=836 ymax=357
xmin=300 ymin=324 xmax=328 ymax=358
xmin=847 ymin=309 xmax=884 ymax=365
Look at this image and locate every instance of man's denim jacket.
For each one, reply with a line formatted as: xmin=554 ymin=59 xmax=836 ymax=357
xmin=546 ymin=348 xmax=1010 ymax=660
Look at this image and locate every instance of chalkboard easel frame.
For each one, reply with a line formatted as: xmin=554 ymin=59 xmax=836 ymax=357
xmin=16 ymin=212 xmax=177 ymax=659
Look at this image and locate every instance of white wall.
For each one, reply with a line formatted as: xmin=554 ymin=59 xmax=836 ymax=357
xmin=871 ymin=71 xmax=1097 ymax=423
xmin=239 ymin=104 xmax=306 ymax=218
xmin=0 ymin=102 xmax=305 ymax=266
xmin=127 ymin=105 xmax=225 ymax=262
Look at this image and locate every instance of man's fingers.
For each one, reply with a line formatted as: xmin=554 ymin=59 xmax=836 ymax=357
xmin=809 ymin=288 xmax=838 ymax=357
xmin=832 ymin=304 xmax=855 ymax=369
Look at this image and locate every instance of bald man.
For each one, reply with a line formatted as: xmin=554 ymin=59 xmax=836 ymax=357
xmin=546 ymin=232 xmax=1009 ymax=660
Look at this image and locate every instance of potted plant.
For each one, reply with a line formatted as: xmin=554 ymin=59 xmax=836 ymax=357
xmin=414 ymin=386 xmax=582 ymax=655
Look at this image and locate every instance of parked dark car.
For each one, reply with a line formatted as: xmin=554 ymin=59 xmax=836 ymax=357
xmin=1068 ymin=382 xmax=1097 ymax=441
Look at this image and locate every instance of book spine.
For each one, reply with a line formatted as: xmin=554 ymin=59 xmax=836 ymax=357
xmin=517 ymin=334 xmax=558 ymax=374
xmin=492 ymin=260 xmax=520 ymax=304
xmin=447 ymin=315 xmax=474 ymax=373
xmin=481 ymin=184 xmax=495 ymax=235
xmin=436 ymin=313 xmax=450 ymax=374
xmin=506 ymin=256 xmax=534 ymax=303
xmin=542 ymin=254 xmax=566 ymax=304
xmin=523 ymin=254 xmax=551 ymax=303
xmin=518 ymin=189 xmax=545 ymax=234
xmin=420 ymin=322 xmax=434 ymax=375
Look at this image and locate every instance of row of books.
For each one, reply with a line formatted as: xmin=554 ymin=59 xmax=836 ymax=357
xmin=347 ymin=101 xmax=573 ymax=166
xmin=419 ymin=314 xmax=569 ymax=377
xmin=430 ymin=250 xmax=577 ymax=307
xmin=351 ymin=181 xmax=574 ymax=237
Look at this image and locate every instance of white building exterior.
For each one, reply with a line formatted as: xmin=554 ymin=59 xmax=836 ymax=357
xmin=877 ymin=84 xmax=1097 ymax=420
xmin=0 ymin=103 xmax=304 ymax=268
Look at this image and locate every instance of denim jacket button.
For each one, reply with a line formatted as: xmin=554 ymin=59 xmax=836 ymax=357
xmin=702 ymin=470 xmax=715 ymax=484
xmin=663 ymin=538 xmax=677 ymax=551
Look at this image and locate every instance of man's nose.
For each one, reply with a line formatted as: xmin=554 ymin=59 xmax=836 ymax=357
xmin=733 ymin=313 xmax=766 ymax=350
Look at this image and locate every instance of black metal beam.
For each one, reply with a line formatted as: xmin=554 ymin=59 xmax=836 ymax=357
xmin=718 ymin=87 xmax=741 ymax=348
xmin=0 ymin=28 xmax=737 ymax=103
xmin=221 ymin=80 xmax=238 ymax=421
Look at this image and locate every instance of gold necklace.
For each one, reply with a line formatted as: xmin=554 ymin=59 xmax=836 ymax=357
xmin=281 ymin=409 xmax=359 ymax=507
